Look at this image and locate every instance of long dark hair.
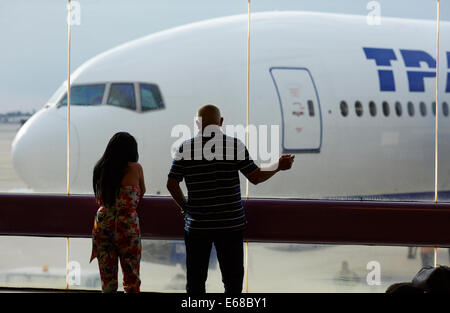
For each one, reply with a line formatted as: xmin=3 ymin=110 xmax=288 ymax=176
xmin=93 ymin=132 xmax=139 ymax=207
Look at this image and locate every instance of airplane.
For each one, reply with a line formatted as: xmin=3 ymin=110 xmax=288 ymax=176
xmin=11 ymin=10 xmax=450 ymax=201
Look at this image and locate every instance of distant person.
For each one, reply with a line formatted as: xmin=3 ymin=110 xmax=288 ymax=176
xmin=420 ymin=247 xmax=434 ymax=268
xmin=167 ymin=104 xmax=295 ymax=294
xmin=337 ymin=261 xmax=360 ymax=284
xmin=90 ymin=132 xmax=146 ymax=293
xmin=408 ymin=247 xmax=417 ymax=259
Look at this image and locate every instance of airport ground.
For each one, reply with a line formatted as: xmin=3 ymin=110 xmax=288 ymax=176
xmin=0 ymin=123 xmax=449 ymax=293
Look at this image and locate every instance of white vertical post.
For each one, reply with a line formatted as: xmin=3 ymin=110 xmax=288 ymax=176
xmin=244 ymin=0 xmax=251 ymax=294
xmin=65 ymin=0 xmax=72 ymax=289
xmin=434 ymin=0 xmax=440 ymax=268
xmin=67 ymin=1 xmax=71 ymax=197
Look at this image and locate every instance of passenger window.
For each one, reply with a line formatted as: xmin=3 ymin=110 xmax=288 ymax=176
xmin=307 ymin=100 xmax=315 ymax=117
xmin=369 ymin=101 xmax=377 ymax=116
xmin=107 ymin=83 xmax=136 ymax=110
xmin=432 ymin=102 xmax=436 ymax=116
xmin=395 ymin=101 xmax=402 ymax=117
xmin=443 ymin=102 xmax=449 ymax=117
xmin=140 ymin=84 xmax=165 ymax=112
xmin=408 ymin=102 xmax=415 ymax=116
xmin=340 ymin=101 xmax=348 ymax=117
xmin=60 ymin=84 xmax=105 ymax=106
xmin=382 ymin=101 xmax=390 ymax=117
xmin=420 ymin=102 xmax=427 ymax=116
xmin=355 ymin=101 xmax=363 ymax=117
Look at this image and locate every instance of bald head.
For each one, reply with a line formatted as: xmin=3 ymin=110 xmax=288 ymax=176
xmin=197 ymin=104 xmax=223 ymax=129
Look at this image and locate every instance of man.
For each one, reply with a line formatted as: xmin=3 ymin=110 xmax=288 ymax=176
xmin=167 ymin=104 xmax=294 ymax=294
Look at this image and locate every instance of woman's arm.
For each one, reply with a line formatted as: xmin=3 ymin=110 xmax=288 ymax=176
xmin=137 ymin=163 xmax=146 ymax=196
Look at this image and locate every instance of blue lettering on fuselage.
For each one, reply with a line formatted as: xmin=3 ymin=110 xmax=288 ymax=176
xmin=363 ymin=47 xmax=450 ymax=93
xmin=363 ymin=48 xmax=397 ymax=91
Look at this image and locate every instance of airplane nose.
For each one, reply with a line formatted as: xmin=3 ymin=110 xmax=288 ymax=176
xmin=11 ymin=108 xmax=79 ymax=193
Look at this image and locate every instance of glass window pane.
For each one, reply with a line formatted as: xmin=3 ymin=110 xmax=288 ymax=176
xmin=438 ymin=1 xmax=450 ymax=205
xmin=60 ymin=84 xmax=106 ymax=106
xmin=369 ymin=101 xmax=377 ymax=117
xmin=443 ymin=102 xmax=449 ymax=117
xmin=382 ymin=101 xmax=390 ymax=117
xmin=0 ymin=124 xmax=28 ymax=192
xmin=408 ymin=101 xmax=415 ymax=116
xmin=2 ymin=237 xmax=450 ymax=292
xmin=252 ymin=0 xmax=438 ymax=201
xmin=0 ymin=237 xmax=66 ymax=289
xmin=107 ymin=83 xmax=136 ymax=110
xmin=307 ymin=100 xmax=315 ymax=117
xmin=68 ymin=238 xmax=222 ymax=292
xmin=340 ymin=101 xmax=348 ymax=117
xmin=247 ymin=243 xmax=450 ymax=292
xmin=140 ymin=84 xmax=164 ymax=112
xmin=395 ymin=102 xmax=402 ymax=117
xmin=420 ymin=102 xmax=427 ymax=117
xmin=355 ymin=101 xmax=363 ymax=117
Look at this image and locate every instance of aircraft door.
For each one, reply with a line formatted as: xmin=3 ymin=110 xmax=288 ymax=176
xmin=270 ymin=67 xmax=322 ymax=153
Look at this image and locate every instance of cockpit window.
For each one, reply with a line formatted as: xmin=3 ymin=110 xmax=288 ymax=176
xmin=107 ymin=83 xmax=136 ymax=110
xmin=60 ymin=84 xmax=105 ymax=107
xmin=140 ymin=84 xmax=164 ymax=111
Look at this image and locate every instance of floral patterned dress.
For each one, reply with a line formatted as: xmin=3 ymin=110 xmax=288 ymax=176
xmin=90 ymin=186 xmax=142 ymax=293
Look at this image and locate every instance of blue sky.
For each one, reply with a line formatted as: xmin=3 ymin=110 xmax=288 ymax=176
xmin=0 ymin=0 xmax=447 ymax=113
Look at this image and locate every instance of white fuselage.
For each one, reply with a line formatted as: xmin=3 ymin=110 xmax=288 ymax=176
xmin=11 ymin=11 xmax=450 ymax=199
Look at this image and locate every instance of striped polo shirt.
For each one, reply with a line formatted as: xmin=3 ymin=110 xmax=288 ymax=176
xmin=168 ymin=129 xmax=259 ymax=233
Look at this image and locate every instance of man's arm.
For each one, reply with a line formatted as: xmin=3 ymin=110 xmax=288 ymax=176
xmin=167 ymin=177 xmax=187 ymax=214
xmin=245 ymin=155 xmax=295 ymax=185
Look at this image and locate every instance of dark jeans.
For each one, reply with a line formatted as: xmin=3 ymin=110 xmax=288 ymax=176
xmin=184 ymin=230 xmax=244 ymax=294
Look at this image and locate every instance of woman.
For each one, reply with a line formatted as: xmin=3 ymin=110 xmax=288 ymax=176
xmin=90 ymin=132 xmax=146 ymax=293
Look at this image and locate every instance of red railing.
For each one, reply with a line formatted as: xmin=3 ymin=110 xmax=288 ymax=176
xmin=1 ymin=194 xmax=450 ymax=246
